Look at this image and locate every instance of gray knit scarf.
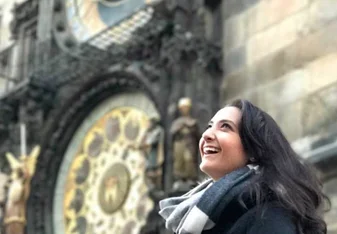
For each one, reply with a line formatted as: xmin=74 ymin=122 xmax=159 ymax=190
xmin=159 ymin=165 xmax=258 ymax=234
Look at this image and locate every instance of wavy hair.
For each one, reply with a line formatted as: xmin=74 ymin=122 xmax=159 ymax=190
xmin=228 ymin=99 xmax=328 ymax=234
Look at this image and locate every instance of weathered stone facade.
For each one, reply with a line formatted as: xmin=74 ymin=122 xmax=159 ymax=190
xmin=0 ymin=1 xmax=222 ymax=233
xmin=0 ymin=0 xmax=336 ymax=233
xmin=221 ymin=0 xmax=337 ymax=232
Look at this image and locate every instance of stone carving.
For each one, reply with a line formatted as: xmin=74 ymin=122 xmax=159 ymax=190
xmin=138 ymin=117 xmax=164 ymax=190
xmin=10 ymin=0 xmax=39 ymax=40
xmin=0 ymin=172 xmax=9 ymax=234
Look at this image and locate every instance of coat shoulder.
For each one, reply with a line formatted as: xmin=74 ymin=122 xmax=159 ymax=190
xmin=228 ymin=203 xmax=297 ymax=234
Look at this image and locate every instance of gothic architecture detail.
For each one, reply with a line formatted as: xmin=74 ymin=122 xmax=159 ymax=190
xmin=0 ymin=1 xmax=223 ymax=234
xmin=10 ymin=0 xmax=39 ymax=40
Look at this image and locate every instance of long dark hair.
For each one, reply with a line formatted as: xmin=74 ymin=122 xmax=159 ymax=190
xmin=229 ymin=99 xmax=328 ymax=234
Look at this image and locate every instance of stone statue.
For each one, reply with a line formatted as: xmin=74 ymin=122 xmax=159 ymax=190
xmin=3 ymin=146 xmax=40 ymax=234
xmin=138 ymin=117 xmax=164 ymax=190
xmin=170 ymin=97 xmax=199 ymax=189
xmin=0 ymin=171 xmax=9 ymax=233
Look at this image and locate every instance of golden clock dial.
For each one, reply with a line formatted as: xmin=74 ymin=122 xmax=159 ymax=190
xmin=53 ymin=92 xmax=163 ymax=234
xmin=55 ymin=106 xmax=156 ymax=234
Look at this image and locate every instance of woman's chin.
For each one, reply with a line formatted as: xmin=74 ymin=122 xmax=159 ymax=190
xmin=199 ymin=161 xmax=212 ymax=176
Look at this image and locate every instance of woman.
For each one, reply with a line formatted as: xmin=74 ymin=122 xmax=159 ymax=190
xmin=159 ymin=99 xmax=328 ymax=234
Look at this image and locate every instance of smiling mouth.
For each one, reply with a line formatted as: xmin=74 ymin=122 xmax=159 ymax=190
xmin=203 ymin=147 xmax=221 ymax=155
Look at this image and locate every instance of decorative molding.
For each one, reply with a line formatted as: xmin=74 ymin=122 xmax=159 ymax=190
xmin=10 ymin=0 xmax=39 ymax=39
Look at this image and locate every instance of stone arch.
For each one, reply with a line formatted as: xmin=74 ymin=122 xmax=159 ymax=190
xmin=26 ymin=70 xmax=161 ymax=234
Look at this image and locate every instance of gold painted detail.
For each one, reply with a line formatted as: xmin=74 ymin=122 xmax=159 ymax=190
xmin=3 ymin=216 xmax=26 ymax=225
xmin=98 ymin=163 xmax=131 ymax=214
xmin=63 ymin=107 xmax=154 ymax=234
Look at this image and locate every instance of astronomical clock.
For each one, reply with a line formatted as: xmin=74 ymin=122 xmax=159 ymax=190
xmin=64 ymin=0 xmax=157 ymax=44
xmin=53 ymin=93 xmax=162 ymax=234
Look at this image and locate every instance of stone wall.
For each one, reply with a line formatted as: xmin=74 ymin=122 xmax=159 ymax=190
xmin=221 ymin=0 xmax=337 ymax=142
xmin=324 ymin=178 xmax=337 ymax=234
xmin=221 ymin=0 xmax=337 ymax=232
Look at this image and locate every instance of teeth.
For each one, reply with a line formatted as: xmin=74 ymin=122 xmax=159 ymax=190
xmin=203 ymin=147 xmax=220 ymax=154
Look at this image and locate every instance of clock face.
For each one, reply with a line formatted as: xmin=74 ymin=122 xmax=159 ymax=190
xmin=53 ymin=93 xmax=161 ymax=234
xmin=64 ymin=0 xmax=155 ymax=44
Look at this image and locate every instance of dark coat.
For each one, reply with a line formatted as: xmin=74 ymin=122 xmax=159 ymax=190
xmin=202 ymin=194 xmax=297 ymax=234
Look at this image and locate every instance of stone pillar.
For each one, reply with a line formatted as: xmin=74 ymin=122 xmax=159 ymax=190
xmin=36 ymin=0 xmax=55 ymax=64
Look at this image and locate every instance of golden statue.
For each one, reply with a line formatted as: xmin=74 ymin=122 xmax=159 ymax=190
xmin=170 ymin=98 xmax=199 ymax=187
xmin=3 ymin=146 xmax=40 ymax=234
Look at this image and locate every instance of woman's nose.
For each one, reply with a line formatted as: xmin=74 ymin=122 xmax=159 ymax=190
xmin=202 ymin=128 xmax=215 ymax=141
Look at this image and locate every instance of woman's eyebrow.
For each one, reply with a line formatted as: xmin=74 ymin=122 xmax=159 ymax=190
xmin=208 ymin=119 xmax=237 ymax=127
xmin=217 ymin=119 xmax=238 ymax=128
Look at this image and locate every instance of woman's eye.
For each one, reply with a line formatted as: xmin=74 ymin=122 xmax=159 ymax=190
xmin=221 ymin=123 xmax=232 ymax=130
xmin=205 ymin=125 xmax=212 ymax=131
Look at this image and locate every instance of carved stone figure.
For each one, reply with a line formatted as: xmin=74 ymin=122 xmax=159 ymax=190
xmin=3 ymin=146 xmax=40 ymax=234
xmin=0 ymin=171 xmax=9 ymax=232
xmin=138 ymin=117 xmax=164 ymax=190
xmin=170 ymin=98 xmax=199 ymax=188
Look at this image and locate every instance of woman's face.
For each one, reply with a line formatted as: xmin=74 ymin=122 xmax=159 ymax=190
xmin=199 ymin=107 xmax=247 ymax=180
